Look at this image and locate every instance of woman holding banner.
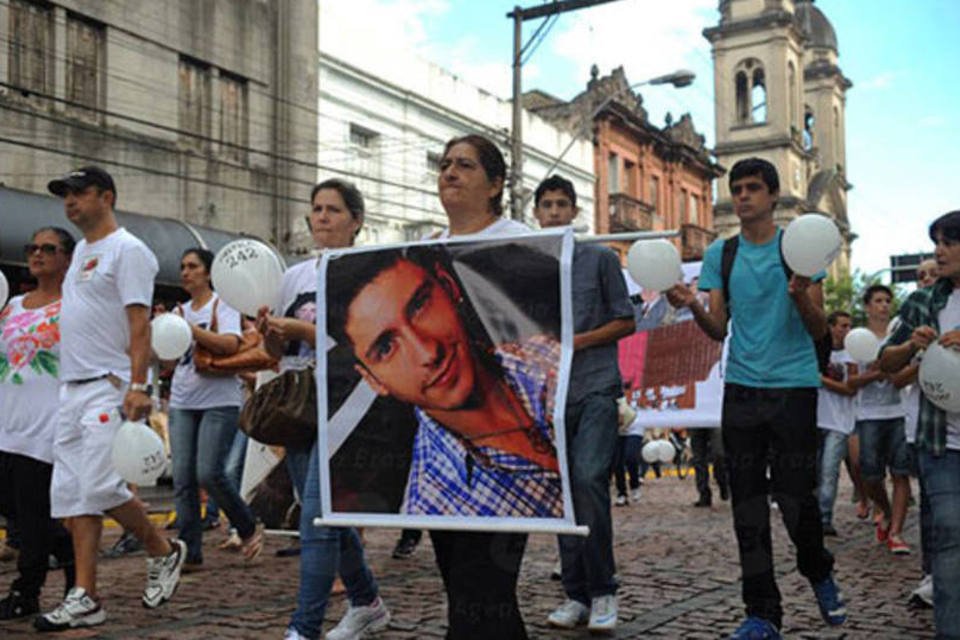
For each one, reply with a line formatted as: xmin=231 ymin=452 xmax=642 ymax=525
xmin=427 ymin=134 xmax=533 ymax=639
xmin=259 ymin=179 xmax=390 ymax=640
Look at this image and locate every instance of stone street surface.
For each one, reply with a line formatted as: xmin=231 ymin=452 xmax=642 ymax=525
xmin=0 ymin=470 xmax=934 ymax=639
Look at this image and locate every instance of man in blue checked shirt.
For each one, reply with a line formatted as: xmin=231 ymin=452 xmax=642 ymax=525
xmin=326 ymin=246 xmax=564 ymax=519
xmin=534 ymin=175 xmax=636 ymax=634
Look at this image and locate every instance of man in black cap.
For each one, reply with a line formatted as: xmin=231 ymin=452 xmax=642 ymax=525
xmin=38 ymin=166 xmax=186 ymax=631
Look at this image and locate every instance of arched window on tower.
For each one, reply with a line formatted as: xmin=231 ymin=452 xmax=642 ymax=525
xmin=733 ymin=59 xmax=767 ymax=126
xmin=735 ymin=71 xmax=749 ymax=123
xmin=751 ymin=68 xmax=767 ymax=123
xmin=803 ymin=107 xmax=815 ymax=150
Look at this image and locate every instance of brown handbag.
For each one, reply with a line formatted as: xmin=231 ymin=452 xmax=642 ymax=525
xmin=238 ymin=367 xmax=317 ymax=447
xmin=188 ymin=298 xmax=279 ymax=376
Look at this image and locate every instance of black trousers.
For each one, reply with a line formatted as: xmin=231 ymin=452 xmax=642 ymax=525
xmin=429 ymin=530 xmax=528 ymax=640
xmin=722 ymin=384 xmax=833 ymax=629
xmin=690 ymin=427 xmax=728 ymax=500
xmin=0 ymin=451 xmax=74 ymax=598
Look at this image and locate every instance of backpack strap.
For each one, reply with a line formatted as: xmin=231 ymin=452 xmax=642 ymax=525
xmin=720 ymin=235 xmax=739 ymax=311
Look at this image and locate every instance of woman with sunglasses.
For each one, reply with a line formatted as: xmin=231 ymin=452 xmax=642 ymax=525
xmin=0 ymin=228 xmax=77 ymax=619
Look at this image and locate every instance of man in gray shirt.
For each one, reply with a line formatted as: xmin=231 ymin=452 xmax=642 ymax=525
xmin=534 ymin=175 xmax=634 ymax=633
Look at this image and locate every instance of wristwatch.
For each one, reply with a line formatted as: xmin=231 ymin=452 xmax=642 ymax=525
xmin=129 ymin=382 xmax=149 ymax=394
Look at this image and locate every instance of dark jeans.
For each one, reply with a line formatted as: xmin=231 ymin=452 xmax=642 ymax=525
xmin=722 ymin=384 xmax=834 ymax=629
xmin=559 ymin=391 xmax=619 ymax=603
xmin=429 ymin=530 xmax=528 ymax=640
xmin=691 ymin=427 xmax=728 ymax=501
xmin=0 ymin=451 xmax=74 ymax=598
xmin=613 ymin=434 xmax=642 ymax=496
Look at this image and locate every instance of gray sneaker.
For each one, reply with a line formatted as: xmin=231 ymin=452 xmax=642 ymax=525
xmin=588 ymin=594 xmax=618 ymax=633
xmin=547 ymin=599 xmax=589 ymax=628
xmin=34 ymin=587 xmax=106 ymax=632
xmin=142 ymin=539 xmax=186 ymax=609
xmin=326 ymin=596 xmax=391 ymax=639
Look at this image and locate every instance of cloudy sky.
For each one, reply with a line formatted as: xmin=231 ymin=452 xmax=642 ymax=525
xmin=319 ymin=0 xmax=960 ymax=277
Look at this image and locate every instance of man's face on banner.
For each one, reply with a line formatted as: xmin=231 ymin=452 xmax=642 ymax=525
xmin=346 ymin=258 xmax=477 ymax=410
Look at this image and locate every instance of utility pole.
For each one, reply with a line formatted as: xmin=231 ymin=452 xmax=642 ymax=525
xmin=507 ymin=0 xmax=620 ymax=221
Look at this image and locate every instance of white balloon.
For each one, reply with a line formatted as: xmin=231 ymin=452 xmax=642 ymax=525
xmin=656 ymin=439 xmax=676 ymax=463
xmin=919 ymin=344 xmax=960 ymax=413
xmin=844 ymin=328 xmax=880 ymax=362
xmin=781 ymin=213 xmax=842 ymax=277
xmin=111 ymin=420 xmax=166 ymax=486
xmin=641 ymin=440 xmax=660 ymax=464
xmin=211 ymin=239 xmax=284 ymax=317
xmin=0 ymin=270 xmax=8 ymax=310
xmin=627 ymin=239 xmax=682 ymax=292
xmin=151 ymin=313 xmax=192 ymax=360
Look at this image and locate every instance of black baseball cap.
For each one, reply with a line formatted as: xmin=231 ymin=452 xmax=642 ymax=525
xmin=48 ymin=166 xmax=117 ymax=199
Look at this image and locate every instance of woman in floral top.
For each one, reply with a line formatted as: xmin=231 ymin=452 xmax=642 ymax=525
xmin=0 ymin=227 xmax=77 ymax=620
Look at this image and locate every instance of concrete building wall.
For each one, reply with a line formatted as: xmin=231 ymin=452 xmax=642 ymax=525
xmin=316 ymin=51 xmax=596 ymax=247
xmin=0 ymin=0 xmax=317 ymax=253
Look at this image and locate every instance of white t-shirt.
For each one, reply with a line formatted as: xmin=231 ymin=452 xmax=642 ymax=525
xmin=437 ymin=217 xmax=531 ymax=240
xmin=817 ymin=349 xmax=856 ymax=434
xmin=169 ymin=295 xmax=244 ymax=409
xmin=938 ymin=289 xmax=960 ymax=450
xmin=0 ymin=296 xmax=62 ymax=463
xmin=277 ymin=258 xmax=320 ymax=373
xmin=61 ymin=228 xmax=158 ymax=383
xmin=903 ymin=384 xmax=920 ymax=444
xmin=856 ymin=327 xmax=904 ymax=421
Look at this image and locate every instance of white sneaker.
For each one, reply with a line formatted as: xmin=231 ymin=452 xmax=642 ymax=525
xmin=283 ymin=627 xmax=309 ymax=640
xmin=143 ymin=539 xmax=187 ymax=608
xmin=547 ymin=599 xmax=589 ymax=628
xmin=588 ymin=594 xmax=618 ymax=633
xmin=910 ymin=573 xmax=934 ymax=608
xmin=326 ymin=596 xmax=391 ymax=639
xmin=614 ymin=495 xmax=627 ymax=506
xmin=34 ymin=587 xmax=106 ymax=631
xmin=631 ymin=489 xmax=642 ymax=502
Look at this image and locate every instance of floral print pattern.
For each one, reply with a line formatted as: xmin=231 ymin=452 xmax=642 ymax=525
xmin=0 ymin=299 xmax=60 ymax=385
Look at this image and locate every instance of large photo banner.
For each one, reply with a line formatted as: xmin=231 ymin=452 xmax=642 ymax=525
xmin=619 ymin=262 xmax=724 ymax=429
xmin=315 ymin=230 xmax=583 ymax=534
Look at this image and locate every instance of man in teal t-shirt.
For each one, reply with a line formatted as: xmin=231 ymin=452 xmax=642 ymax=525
xmin=666 ymin=158 xmax=845 ymax=640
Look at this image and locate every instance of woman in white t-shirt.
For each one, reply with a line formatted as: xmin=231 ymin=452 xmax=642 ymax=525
xmin=0 ymin=227 xmax=77 ymax=619
xmin=168 ymin=248 xmax=262 ymax=570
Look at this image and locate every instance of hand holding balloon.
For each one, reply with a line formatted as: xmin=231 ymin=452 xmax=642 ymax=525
xmin=910 ymin=325 xmax=938 ymax=351
xmin=112 ymin=419 xmax=166 ymax=486
xmin=150 ymin=313 xmax=192 ymax=360
xmin=627 ymin=239 xmax=682 ymax=292
xmin=665 ymin=283 xmax=697 ymax=309
xmin=939 ymin=329 xmax=960 ymax=350
xmin=919 ymin=343 xmax=960 ymax=412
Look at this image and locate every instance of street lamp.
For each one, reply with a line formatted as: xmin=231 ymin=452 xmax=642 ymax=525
xmin=537 ymin=69 xmax=696 ymax=183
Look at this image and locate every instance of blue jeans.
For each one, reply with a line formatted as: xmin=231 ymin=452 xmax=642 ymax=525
xmin=917 ymin=449 xmax=960 ymax=639
xmin=206 ymin=430 xmax=248 ymax=524
xmin=817 ymin=429 xmax=848 ymax=527
xmin=169 ymin=407 xmax=257 ymax=563
xmin=857 ymin=418 xmax=910 ymax=479
xmin=613 ymin=434 xmax=642 ymax=497
xmin=558 ymin=391 xmax=619 ymax=603
xmin=288 ymin=442 xmax=379 ymax=639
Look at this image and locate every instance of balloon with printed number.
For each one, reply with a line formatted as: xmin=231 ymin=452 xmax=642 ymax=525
xmin=781 ymin=213 xmax=842 ymax=277
xmin=919 ymin=343 xmax=960 ymax=412
xmin=112 ymin=420 xmax=167 ymax=486
xmin=211 ymin=239 xmax=284 ymax=317
xmin=151 ymin=312 xmax=192 ymax=360
xmin=844 ymin=327 xmax=880 ymax=362
xmin=626 ymin=239 xmax=682 ymax=292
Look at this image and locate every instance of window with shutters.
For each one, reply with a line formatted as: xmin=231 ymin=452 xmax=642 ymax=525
xmin=8 ymin=0 xmax=54 ymax=95
xmin=65 ymin=14 xmax=105 ymax=119
xmin=178 ymin=57 xmax=211 ymax=149
xmin=219 ymin=71 xmax=247 ymax=161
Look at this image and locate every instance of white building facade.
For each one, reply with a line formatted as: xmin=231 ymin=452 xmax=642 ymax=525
xmin=316 ymin=52 xmax=596 ymax=246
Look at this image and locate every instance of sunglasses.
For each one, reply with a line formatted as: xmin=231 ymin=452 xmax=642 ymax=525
xmin=24 ymin=243 xmax=61 ymax=256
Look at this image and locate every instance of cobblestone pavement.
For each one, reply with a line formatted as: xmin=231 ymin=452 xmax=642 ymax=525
xmin=0 ymin=472 xmax=934 ymax=639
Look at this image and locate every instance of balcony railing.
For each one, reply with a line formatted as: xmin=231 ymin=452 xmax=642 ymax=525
xmin=608 ymin=192 xmax=655 ymax=232
xmin=680 ymin=223 xmax=717 ymax=261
